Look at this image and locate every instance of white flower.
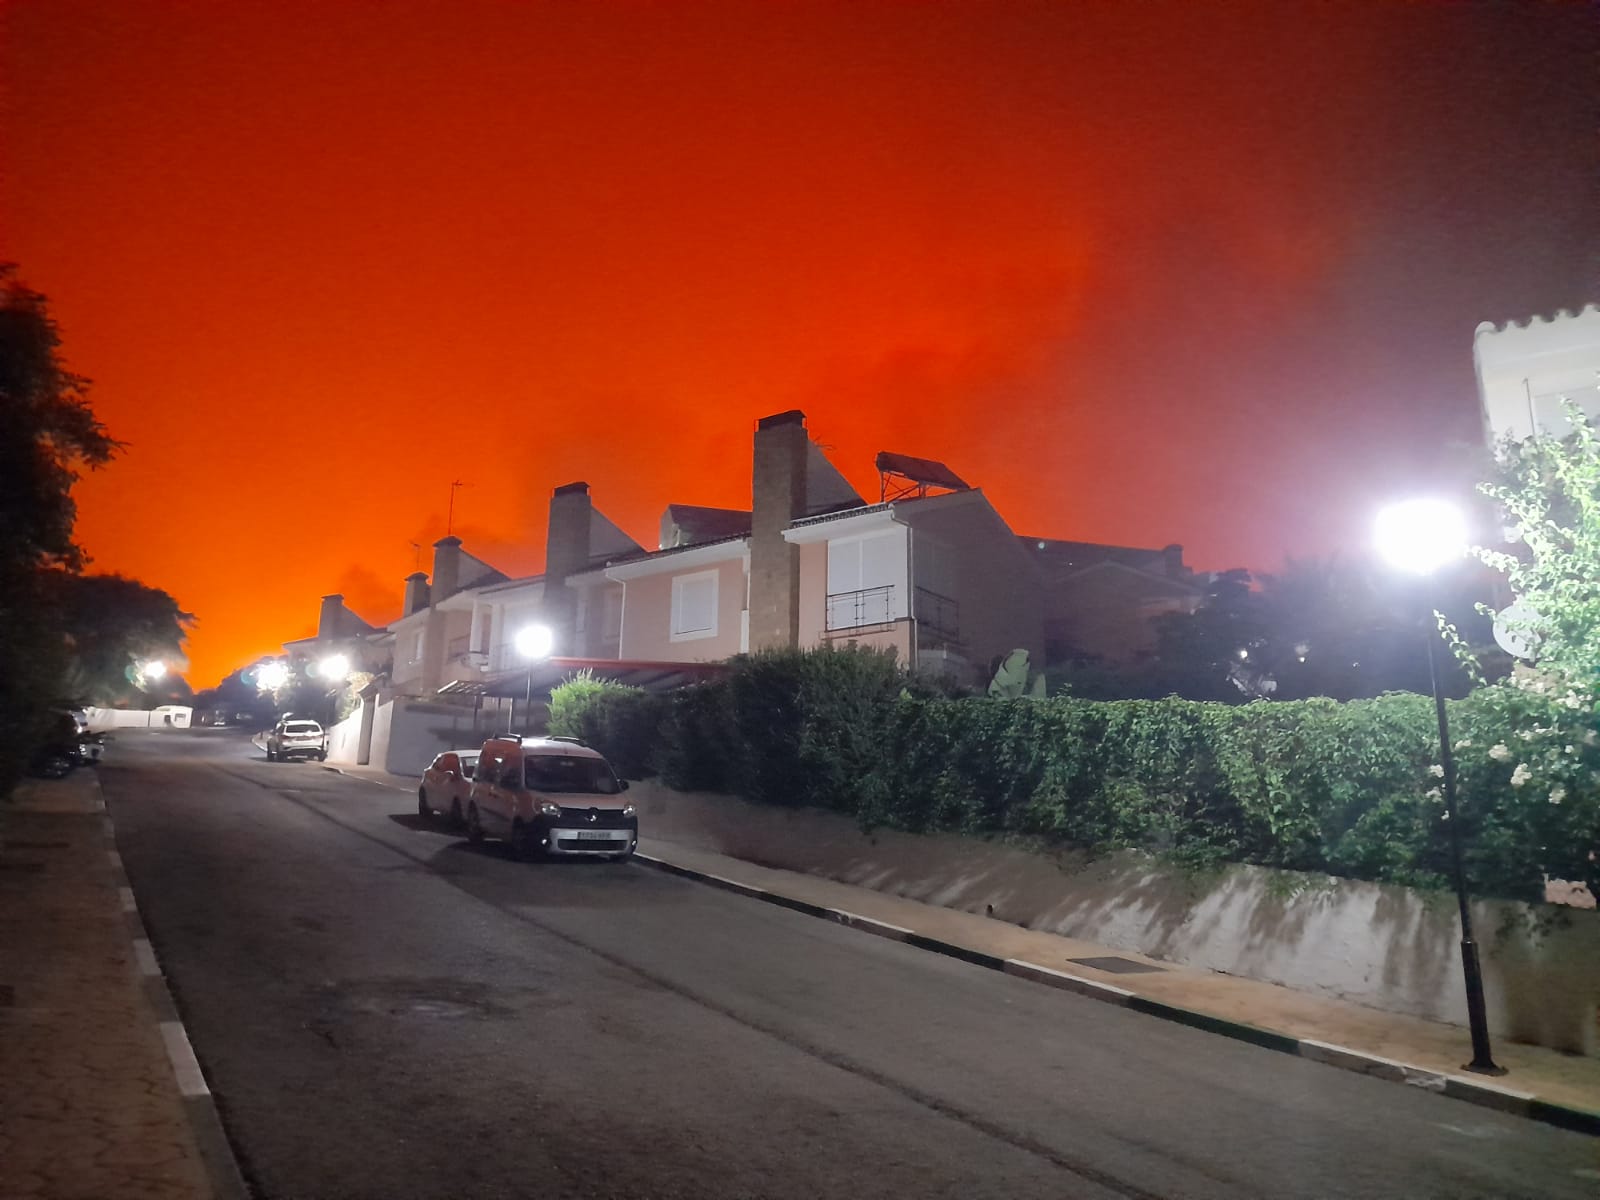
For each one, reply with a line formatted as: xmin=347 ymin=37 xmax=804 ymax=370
xmin=1453 ymin=739 xmax=1472 ymax=751
xmin=1489 ymin=743 xmax=1513 ymax=762
xmin=1428 ymin=764 xmax=1445 ymax=778
xmin=1548 ymin=787 xmax=1565 ymax=806
xmin=1566 ymin=746 xmax=1577 ymax=756
xmin=1425 ymin=787 xmax=1443 ymax=802
xmin=1565 ymin=692 xmax=1586 ymax=710
xmin=1585 ymin=730 xmax=1599 ymax=748
xmin=1511 ymin=763 xmax=1532 ymax=788
xmin=1520 ymin=728 xmax=1538 ymax=741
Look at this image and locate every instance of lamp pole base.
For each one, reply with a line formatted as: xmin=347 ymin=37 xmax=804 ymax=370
xmin=1459 ymin=938 xmax=1506 ymax=1076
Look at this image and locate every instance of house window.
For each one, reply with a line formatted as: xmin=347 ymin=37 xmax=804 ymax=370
xmin=827 ymin=531 xmax=903 ymax=629
xmin=671 ymin=570 xmax=718 ymax=641
xmin=410 ymin=629 xmax=425 ymax=664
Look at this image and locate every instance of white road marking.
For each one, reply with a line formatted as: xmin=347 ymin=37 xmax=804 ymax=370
xmin=133 ymin=938 xmax=161 ymax=976
xmin=159 ymin=1021 xmax=211 ymax=1097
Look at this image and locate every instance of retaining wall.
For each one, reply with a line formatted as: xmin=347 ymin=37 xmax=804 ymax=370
xmin=631 ymin=780 xmax=1600 ymax=1056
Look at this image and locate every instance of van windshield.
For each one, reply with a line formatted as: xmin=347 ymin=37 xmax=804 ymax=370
xmin=524 ymin=755 xmax=621 ymax=794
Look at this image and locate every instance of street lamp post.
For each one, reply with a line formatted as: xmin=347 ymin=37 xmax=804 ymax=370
xmin=1374 ymin=498 xmax=1505 ymax=1076
xmin=512 ymin=623 xmax=555 ymax=732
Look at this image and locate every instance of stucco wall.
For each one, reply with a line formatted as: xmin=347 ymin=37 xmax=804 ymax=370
xmin=900 ymin=501 xmax=1044 ymax=674
xmin=632 ymin=781 xmax=1600 ymax=1056
xmin=618 ymin=558 xmax=746 ymax=661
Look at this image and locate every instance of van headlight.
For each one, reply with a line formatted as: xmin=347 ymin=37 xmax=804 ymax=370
xmin=622 ymin=804 xmax=636 ymax=818
xmin=539 ymin=800 xmax=561 ymax=817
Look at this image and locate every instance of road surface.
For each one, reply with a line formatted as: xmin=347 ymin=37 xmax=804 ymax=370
xmin=100 ymin=730 xmax=1598 ymax=1199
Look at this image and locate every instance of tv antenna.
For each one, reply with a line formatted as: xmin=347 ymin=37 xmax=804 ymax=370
xmin=446 ymin=480 xmax=470 ymax=535
xmin=409 ymin=541 xmax=423 ymax=572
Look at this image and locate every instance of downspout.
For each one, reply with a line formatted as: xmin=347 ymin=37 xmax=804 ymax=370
xmin=898 ymin=511 xmax=917 ymax=672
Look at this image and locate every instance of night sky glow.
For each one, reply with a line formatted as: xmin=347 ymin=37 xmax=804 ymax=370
xmin=3 ymin=1 xmax=1596 ymax=686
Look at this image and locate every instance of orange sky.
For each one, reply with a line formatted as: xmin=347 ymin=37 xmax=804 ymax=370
xmin=3 ymin=1 xmax=1596 ymax=688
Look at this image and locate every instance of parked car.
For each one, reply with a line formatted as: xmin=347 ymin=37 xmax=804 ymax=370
xmin=418 ymin=748 xmax=481 ymax=826
xmin=266 ymin=718 xmax=327 ymax=762
xmin=29 ymin=711 xmax=99 ymax=778
xmin=466 ymin=736 xmax=635 ymax=860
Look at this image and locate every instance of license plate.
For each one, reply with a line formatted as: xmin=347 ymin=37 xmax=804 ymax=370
xmin=574 ymin=830 xmax=615 ymax=840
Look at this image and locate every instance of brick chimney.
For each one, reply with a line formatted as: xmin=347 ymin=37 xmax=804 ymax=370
xmin=748 ymin=410 xmax=808 ymax=650
xmin=431 ymin=536 xmax=462 ymax=602
xmin=317 ymin=594 xmax=346 ymax=640
xmin=544 ymin=482 xmax=593 ymax=650
xmin=546 ymin=482 xmax=592 ymax=583
xmin=402 ymin=571 xmax=430 ymax=616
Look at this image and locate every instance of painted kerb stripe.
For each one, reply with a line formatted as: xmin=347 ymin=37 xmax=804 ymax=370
xmin=159 ymin=1021 xmax=211 ymax=1098
xmin=132 ymin=938 xmax=161 ymax=977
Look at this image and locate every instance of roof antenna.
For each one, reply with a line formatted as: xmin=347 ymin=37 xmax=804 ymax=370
xmin=447 ymin=480 xmax=469 ymax=535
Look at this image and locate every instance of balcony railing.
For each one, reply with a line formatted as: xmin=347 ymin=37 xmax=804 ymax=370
xmin=826 ymin=584 xmax=897 ymax=631
xmin=914 ymin=586 xmax=961 ymax=648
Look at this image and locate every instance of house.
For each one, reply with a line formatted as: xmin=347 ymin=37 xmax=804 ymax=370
xmin=1026 ymin=539 xmax=1205 ymax=665
xmin=307 ymin=409 xmax=1191 ymax=772
xmin=282 ymin=593 xmax=392 ymax=680
xmin=1474 ymin=305 xmax=1600 ymax=444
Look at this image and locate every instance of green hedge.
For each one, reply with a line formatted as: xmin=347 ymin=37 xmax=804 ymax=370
xmin=547 ymin=650 xmax=1600 ymax=904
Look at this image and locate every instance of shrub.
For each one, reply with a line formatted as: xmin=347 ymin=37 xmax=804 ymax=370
xmin=550 ymin=648 xmax=1600 ymax=903
xmin=546 ymin=672 xmax=664 ymax=779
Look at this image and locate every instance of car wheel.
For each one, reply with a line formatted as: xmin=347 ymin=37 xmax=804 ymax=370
xmin=466 ymin=803 xmax=485 ymax=844
xmin=317 ymin=751 xmax=327 ymax=762
xmin=448 ymin=798 xmax=464 ymax=830
xmin=510 ymin=820 xmax=543 ymax=861
xmin=417 ymin=789 xmax=431 ymax=822
xmin=266 ymin=746 xmax=276 ymax=761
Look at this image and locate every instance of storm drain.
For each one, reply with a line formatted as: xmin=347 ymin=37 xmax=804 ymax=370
xmin=1067 ymin=956 xmax=1166 ymax=975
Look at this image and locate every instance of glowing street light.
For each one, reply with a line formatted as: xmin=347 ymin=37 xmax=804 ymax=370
xmin=1374 ymin=497 xmax=1468 ymax=576
xmin=316 ymin=653 xmax=351 ymax=682
xmin=1374 ymin=498 xmax=1503 ymax=1076
xmin=139 ymin=660 xmax=168 ymax=684
xmin=512 ymin=623 xmax=555 ymax=730
xmin=256 ymin=660 xmax=290 ymax=691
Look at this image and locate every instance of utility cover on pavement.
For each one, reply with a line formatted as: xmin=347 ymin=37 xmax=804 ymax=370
xmin=1067 ymin=956 xmax=1165 ymax=975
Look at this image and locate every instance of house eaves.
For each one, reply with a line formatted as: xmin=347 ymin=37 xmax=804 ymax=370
xmin=603 ymin=534 xmax=751 ymax=581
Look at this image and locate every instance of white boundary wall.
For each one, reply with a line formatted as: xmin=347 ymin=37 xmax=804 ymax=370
xmin=86 ymin=706 xmax=192 ymax=731
xmin=633 ymin=782 xmax=1600 ymax=1056
xmin=326 ymin=696 xmax=516 ymax=776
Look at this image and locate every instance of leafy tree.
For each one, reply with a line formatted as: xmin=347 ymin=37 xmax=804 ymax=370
xmin=1474 ymin=400 xmax=1600 ymax=684
xmin=0 ymin=265 xmax=119 ymax=789
xmin=0 ymin=264 xmax=118 ymax=573
xmin=47 ymin=571 xmax=194 ymax=706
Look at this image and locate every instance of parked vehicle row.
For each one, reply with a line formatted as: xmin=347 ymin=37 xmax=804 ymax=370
xmin=419 ymin=735 xmax=636 ymax=861
xmin=29 ymin=708 xmax=108 ymax=778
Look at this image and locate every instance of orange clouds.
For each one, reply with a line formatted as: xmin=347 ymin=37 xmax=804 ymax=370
xmin=3 ymin=2 xmax=1595 ymax=686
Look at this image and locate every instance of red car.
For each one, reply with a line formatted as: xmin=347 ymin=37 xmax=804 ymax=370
xmin=418 ymin=748 xmax=481 ymax=827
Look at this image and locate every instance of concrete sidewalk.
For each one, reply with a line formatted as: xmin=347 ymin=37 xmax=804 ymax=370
xmin=331 ymin=759 xmax=1600 ymax=1135
xmin=0 ymin=769 xmax=243 ymax=1200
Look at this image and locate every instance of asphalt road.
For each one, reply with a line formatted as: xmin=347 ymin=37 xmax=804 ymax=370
xmin=101 ymin=729 xmax=1598 ymax=1200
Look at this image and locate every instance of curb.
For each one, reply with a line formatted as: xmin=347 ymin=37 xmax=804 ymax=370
xmin=633 ymin=852 xmax=1600 ymax=1139
xmin=98 ymin=778 xmax=253 ymax=1200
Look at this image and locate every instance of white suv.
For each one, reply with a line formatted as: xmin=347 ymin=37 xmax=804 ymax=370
xmin=267 ymin=718 xmax=327 ymax=762
xmin=466 ymin=736 xmax=636 ymax=860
